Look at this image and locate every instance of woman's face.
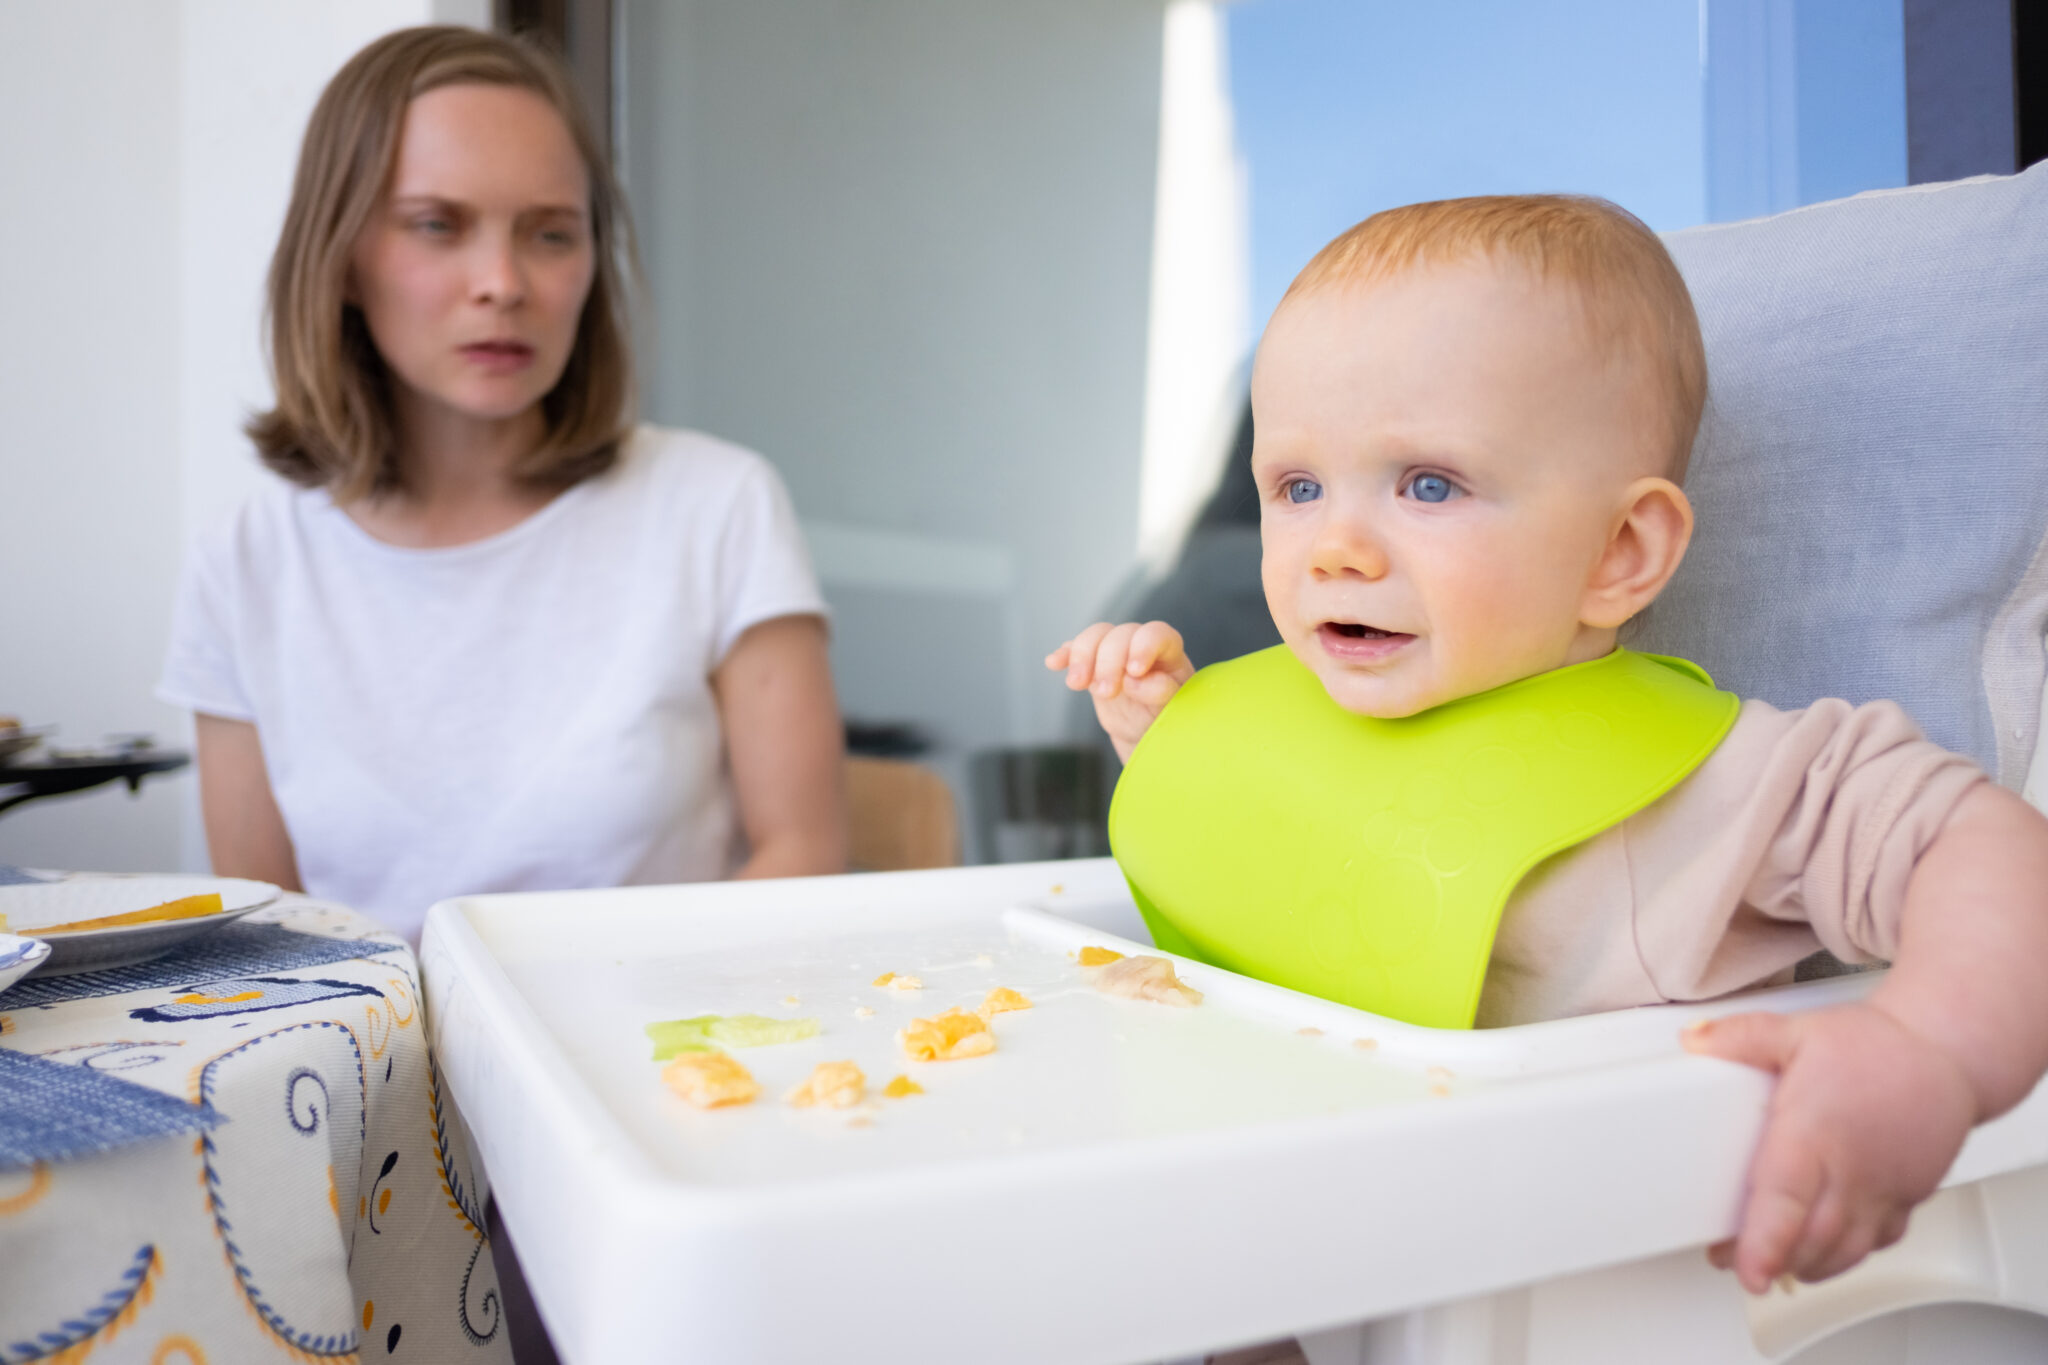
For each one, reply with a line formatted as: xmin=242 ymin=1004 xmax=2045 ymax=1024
xmin=348 ymin=83 xmax=595 ymax=433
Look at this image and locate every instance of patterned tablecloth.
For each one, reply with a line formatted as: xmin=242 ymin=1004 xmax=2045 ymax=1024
xmin=0 ymin=898 xmax=513 ymax=1365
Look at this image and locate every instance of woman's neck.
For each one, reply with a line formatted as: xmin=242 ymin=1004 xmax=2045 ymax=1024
xmin=346 ymin=398 xmax=558 ymax=549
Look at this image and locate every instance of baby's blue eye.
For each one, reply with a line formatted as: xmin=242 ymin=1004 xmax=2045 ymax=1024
xmin=1408 ymin=474 xmax=1456 ymax=504
xmin=1285 ymin=477 xmax=1322 ymax=504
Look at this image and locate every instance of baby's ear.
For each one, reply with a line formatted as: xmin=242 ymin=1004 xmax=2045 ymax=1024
xmin=1580 ymin=478 xmax=1693 ymax=630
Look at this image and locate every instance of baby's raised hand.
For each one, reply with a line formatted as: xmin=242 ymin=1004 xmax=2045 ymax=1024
xmin=1046 ymin=621 xmax=1194 ymax=762
xmin=1682 ymin=1002 xmax=1979 ymax=1292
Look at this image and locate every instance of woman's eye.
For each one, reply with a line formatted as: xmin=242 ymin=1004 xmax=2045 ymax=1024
xmin=1406 ymin=473 xmax=1458 ymax=504
xmin=1284 ymin=477 xmax=1322 ymax=504
xmin=413 ymin=217 xmax=454 ymax=236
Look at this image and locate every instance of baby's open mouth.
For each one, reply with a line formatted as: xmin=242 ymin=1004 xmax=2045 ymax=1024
xmin=1316 ymin=620 xmax=1415 ymax=658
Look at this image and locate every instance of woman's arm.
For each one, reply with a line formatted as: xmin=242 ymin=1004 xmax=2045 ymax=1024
xmin=712 ymin=614 xmax=849 ymax=879
xmin=194 ymin=713 xmax=304 ymax=891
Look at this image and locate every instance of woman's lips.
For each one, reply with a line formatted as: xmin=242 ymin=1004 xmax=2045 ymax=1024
xmin=1316 ymin=621 xmax=1415 ymax=662
xmin=459 ymin=340 xmax=535 ymax=373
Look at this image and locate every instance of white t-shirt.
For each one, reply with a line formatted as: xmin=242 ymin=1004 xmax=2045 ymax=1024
xmin=158 ymin=425 xmax=828 ymax=941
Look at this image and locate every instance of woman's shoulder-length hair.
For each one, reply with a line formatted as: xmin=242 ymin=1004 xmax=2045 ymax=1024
xmin=248 ymin=25 xmax=637 ymax=503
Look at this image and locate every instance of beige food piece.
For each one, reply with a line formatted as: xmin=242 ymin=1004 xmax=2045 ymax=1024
xmin=883 ymin=1074 xmax=923 ymax=1098
xmin=1092 ymin=954 xmax=1203 ymax=1007
xmin=898 ymin=1006 xmax=996 ymax=1062
xmin=853 ymin=1005 xmax=876 ymax=1019
xmin=1297 ymin=1027 xmax=1325 ymax=1037
xmin=1075 ymin=945 xmax=1124 ymax=967
xmin=1352 ymin=1038 xmax=1379 ymax=1052
xmin=873 ymin=971 xmax=923 ymax=992
xmin=662 ymin=1052 xmax=759 ymax=1109
xmin=786 ymin=1060 xmax=866 ymax=1109
xmin=977 ymin=987 xmax=1032 ymax=1019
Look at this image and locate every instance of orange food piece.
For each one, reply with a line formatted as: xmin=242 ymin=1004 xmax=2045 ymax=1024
xmin=883 ymin=1074 xmax=923 ymax=1098
xmin=786 ymin=1060 xmax=866 ymax=1109
xmin=977 ymin=987 xmax=1033 ymax=1019
xmin=662 ymin=1051 xmax=759 ymax=1108
xmin=873 ymin=971 xmax=923 ymax=992
xmin=37 ymin=893 xmax=225 ymax=935
xmin=898 ymin=1006 xmax=996 ymax=1062
xmin=1076 ymin=946 xmax=1124 ymax=967
xmin=1093 ymin=955 xmax=1204 ymax=1007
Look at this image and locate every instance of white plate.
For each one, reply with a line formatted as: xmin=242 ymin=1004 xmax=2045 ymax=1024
xmin=0 ymin=875 xmax=281 ymax=975
xmin=0 ymin=932 xmax=51 ymax=996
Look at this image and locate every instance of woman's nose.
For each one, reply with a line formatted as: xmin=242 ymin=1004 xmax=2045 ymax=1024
xmin=470 ymin=233 xmax=527 ymax=307
xmin=1309 ymin=510 xmax=1390 ymax=581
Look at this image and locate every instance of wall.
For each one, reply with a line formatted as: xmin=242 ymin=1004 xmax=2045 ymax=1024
xmin=617 ymin=0 xmax=1168 ymax=824
xmin=0 ymin=2 xmax=185 ymax=871
xmin=0 ymin=0 xmax=485 ymax=876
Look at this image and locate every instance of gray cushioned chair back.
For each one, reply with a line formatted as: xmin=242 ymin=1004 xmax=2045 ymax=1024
xmin=1636 ymin=162 xmax=2048 ymax=784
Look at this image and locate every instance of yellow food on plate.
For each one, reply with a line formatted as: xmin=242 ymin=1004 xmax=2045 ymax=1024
xmin=35 ymin=892 xmax=226 ymax=935
xmin=898 ymin=1006 xmax=996 ymax=1062
xmin=1075 ymin=945 xmax=1124 ymax=967
xmin=977 ymin=987 xmax=1032 ymax=1019
xmin=662 ymin=1051 xmax=760 ymax=1108
xmin=786 ymin=1060 xmax=866 ymax=1109
xmin=873 ymin=971 xmax=923 ymax=992
xmin=883 ymin=1074 xmax=923 ymax=1098
xmin=1092 ymin=954 xmax=1204 ymax=1007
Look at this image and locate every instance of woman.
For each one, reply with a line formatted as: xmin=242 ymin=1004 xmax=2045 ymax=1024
xmin=159 ymin=27 xmax=848 ymax=942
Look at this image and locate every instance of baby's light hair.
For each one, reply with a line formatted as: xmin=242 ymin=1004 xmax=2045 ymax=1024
xmin=1283 ymin=195 xmax=1707 ymax=481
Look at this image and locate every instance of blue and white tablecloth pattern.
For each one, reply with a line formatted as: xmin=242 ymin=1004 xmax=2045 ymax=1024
xmin=0 ymin=899 xmax=511 ymax=1365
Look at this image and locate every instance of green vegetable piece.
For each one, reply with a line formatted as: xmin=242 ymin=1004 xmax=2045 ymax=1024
xmin=646 ymin=1015 xmax=721 ymax=1060
xmin=709 ymin=1014 xmax=820 ymax=1048
xmin=645 ymin=1013 xmax=820 ymax=1060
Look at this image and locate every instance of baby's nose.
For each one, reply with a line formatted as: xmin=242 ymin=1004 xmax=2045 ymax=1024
xmin=1311 ymin=519 xmax=1390 ymax=580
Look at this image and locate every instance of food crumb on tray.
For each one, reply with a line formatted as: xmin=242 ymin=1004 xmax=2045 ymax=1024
xmin=977 ymin=987 xmax=1032 ymax=1019
xmin=1352 ymin=1038 xmax=1378 ymax=1052
xmin=899 ymin=1006 xmax=996 ymax=1062
xmin=872 ymin=972 xmax=923 ymax=992
xmin=786 ymin=1060 xmax=866 ymax=1109
xmin=1297 ymin=1026 xmax=1324 ymax=1037
xmin=1091 ymin=955 xmax=1203 ymax=1007
xmin=853 ymin=1005 xmax=876 ymax=1019
xmin=1075 ymin=945 xmax=1123 ymax=967
xmin=883 ymin=1074 xmax=923 ymax=1098
xmin=663 ymin=1052 xmax=759 ymax=1108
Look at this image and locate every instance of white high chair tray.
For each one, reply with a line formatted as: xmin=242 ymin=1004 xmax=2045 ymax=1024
xmin=420 ymin=860 xmax=2048 ymax=1365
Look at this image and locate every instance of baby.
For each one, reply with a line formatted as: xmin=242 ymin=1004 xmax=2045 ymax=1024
xmin=1050 ymin=196 xmax=2048 ymax=1293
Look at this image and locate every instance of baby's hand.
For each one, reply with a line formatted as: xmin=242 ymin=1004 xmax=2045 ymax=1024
xmin=1682 ymin=1002 xmax=1978 ymax=1291
xmin=1046 ymin=621 xmax=1194 ymax=763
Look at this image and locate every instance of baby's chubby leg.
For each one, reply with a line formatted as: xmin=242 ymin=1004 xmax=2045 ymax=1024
xmin=1047 ymin=620 xmax=1195 ymax=762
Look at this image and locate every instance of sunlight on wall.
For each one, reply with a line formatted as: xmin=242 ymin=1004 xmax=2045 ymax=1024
xmin=1138 ymin=0 xmax=1251 ymax=569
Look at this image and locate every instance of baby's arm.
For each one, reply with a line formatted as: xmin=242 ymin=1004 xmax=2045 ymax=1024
xmin=1685 ymin=782 xmax=2048 ymax=1290
xmin=1046 ymin=621 xmax=1194 ymax=762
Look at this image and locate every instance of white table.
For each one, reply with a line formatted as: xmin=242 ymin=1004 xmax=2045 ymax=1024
xmin=0 ymin=898 xmax=513 ymax=1365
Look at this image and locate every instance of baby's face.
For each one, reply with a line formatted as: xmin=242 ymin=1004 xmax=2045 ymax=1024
xmin=1252 ymin=258 xmax=1662 ymax=718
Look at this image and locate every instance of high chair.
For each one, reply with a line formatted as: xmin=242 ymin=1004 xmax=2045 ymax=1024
xmin=420 ymin=163 xmax=2048 ymax=1365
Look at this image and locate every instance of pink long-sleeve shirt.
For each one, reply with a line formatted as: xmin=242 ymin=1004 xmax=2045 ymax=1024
xmin=1475 ymin=697 xmax=1987 ymax=1028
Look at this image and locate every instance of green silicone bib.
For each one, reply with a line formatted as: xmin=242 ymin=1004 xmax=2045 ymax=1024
xmin=1108 ymin=646 xmax=1739 ymax=1029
